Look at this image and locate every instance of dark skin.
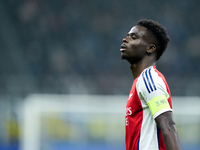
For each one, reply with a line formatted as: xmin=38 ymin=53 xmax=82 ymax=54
xmin=121 ymin=25 xmax=181 ymax=150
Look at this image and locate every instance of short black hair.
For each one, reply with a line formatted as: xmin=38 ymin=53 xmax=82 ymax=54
xmin=137 ymin=19 xmax=170 ymax=60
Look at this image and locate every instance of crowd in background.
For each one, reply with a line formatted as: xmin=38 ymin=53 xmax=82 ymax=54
xmin=1 ymin=1 xmax=200 ymax=149
xmin=1 ymin=0 xmax=200 ymax=96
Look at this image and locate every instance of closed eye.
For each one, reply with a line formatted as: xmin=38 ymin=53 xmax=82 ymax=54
xmin=127 ymin=33 xmax=137 ymax=40
xmin=131 ymin=36 xmax=137 ymax=40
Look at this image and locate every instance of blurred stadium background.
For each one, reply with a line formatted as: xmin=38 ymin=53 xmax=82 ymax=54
xmin=0 ymin=0 xmax=200 ymax=149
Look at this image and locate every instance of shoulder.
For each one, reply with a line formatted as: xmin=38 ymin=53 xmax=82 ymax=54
xmin=136 ymin=66 xmax=169 ymax=101
xmin=137 ymin=66 xmax=164 ymax=90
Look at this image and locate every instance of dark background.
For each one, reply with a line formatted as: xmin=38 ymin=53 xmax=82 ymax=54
xmin=0 ymin=0 xmax=200 ymax=97
xmin=0 ymin=0 xmax=200 ymax=150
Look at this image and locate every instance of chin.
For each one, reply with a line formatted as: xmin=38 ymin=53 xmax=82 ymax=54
xmin=121 ymin=54 xmax=129 ymax=60
xmin=121 ymin=53 xmax=125 ymax=59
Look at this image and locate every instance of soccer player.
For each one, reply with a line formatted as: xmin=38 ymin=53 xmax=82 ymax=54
xmin=120 ymin=19 xmax=181 ymax=150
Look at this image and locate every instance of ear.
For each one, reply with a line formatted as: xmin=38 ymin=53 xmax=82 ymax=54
xmin=147 ymin=44 xmax=156 ymax=54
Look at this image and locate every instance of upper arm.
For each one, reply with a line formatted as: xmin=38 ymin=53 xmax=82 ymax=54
xmin=155 ymin=111 xmax=175 ymax=130
xmin=137 ymin=67 xmax=172 ymax=118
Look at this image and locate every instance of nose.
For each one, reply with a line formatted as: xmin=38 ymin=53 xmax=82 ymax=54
xmin=123 ymin=37 xmax=128 ymax=43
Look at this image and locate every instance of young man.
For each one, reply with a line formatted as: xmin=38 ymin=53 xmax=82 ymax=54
xmin=120 ymin=19 xmax=181 ymax=150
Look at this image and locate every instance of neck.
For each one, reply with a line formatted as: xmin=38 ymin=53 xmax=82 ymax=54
xmin=130 ymin=62 xmax=156 ymax=79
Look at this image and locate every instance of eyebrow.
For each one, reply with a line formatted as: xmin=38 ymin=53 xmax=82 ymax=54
xmin=127 ymin=33 xmax=138 ymax=36
xmin=128 ymin=32 xmax=147 ymax=38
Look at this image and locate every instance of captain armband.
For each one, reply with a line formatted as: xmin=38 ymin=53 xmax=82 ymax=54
xmin=148 ymin=95 xmax=172 ymax=117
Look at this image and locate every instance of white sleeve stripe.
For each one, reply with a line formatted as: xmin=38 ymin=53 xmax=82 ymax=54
xmin=142 ymin=68 xmax=157 ymax=93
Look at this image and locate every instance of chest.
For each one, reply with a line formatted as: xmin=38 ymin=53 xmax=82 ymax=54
xmin=126 ymin=80 xmax=143 ymax=116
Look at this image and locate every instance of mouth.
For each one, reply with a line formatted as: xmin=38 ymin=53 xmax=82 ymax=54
xmin=120 ymin=44 xmax=127 ymax=52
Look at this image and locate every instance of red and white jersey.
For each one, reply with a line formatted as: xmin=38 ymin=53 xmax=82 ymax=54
xmin=125 ymin=66 xmax=172 ymax=150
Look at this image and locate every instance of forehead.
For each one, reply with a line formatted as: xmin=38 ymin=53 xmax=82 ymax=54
xmin=128 ymin=25 xmax=147 ymax=36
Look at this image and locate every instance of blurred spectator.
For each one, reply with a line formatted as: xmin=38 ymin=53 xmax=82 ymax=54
xmin=0 ymin=0 xmax=200 ymax=96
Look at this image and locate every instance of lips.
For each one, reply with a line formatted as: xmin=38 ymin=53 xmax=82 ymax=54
xmin=120 ymin=44 xmax=127 ymax=52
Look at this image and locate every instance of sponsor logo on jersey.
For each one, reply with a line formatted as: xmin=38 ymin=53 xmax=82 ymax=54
xmin=126 ymin=107 xmax=132 ymax=116
xmin=128 ymin=93 xmax=133 ymax=101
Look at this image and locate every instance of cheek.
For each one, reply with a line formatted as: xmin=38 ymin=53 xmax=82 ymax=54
xmin=130 ymin=42 xmax=146 ymax=51
xmin=132 ymin=41 xmax=148 ymax=51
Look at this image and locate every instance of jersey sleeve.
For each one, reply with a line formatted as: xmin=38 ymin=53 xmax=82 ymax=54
xmin=136 ymin=67 xmax=172 ymax=119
